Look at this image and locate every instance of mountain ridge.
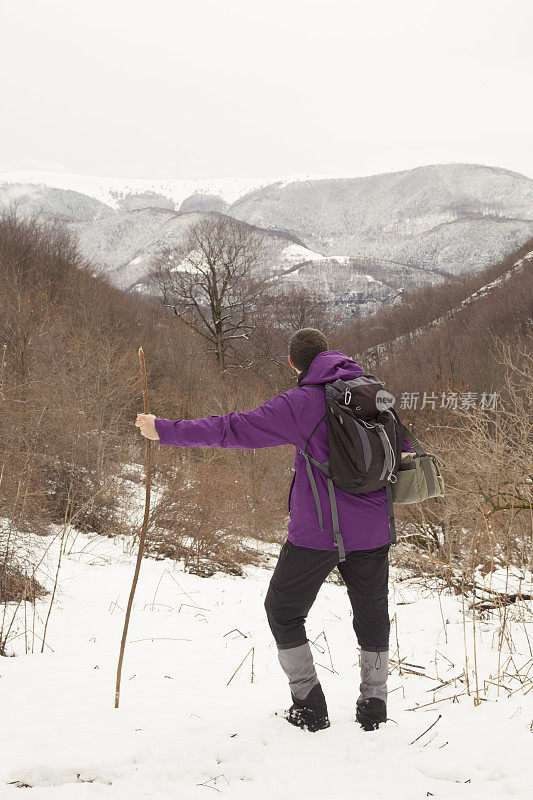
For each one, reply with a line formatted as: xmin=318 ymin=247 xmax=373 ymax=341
xmin=1 ymin=163 xmax=532 ymax=314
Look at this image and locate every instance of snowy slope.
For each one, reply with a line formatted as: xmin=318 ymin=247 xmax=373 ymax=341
xmin=0 ymin=182 xmax=112 ymax=223
xmin=71 ymin=210 xmax=311 ymax=291
xmin=2 ymin=528 xmax=533 ymax=799
xmin=446 ymin=249 xmax=533 ymax=313
xmin=72 ymin=208 xmax=208 ymax=289
xmin=229 ymin=164 xmax=533 ymax=273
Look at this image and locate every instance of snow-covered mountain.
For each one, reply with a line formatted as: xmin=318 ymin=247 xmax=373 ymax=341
xmin=0 ymin=170 xmax=273 ymax=208
xmin=0 ymin=182 xmax=311 ymax=291
xmin=268 ymin=255 xmax=449 ymax=318
xmin=0 ymin=181 xmax=112 ymax=223
xmin=68 ymin=208 xmax=316 ymax=291
xmin=229 ymin=164 xmax=533 ymax=273
xmin=0 ymin=181 xmax=430 ymax=313
xmin=1 ymin=163 xmax=532 ymax=312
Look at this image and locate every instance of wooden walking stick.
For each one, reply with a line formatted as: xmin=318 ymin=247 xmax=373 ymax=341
xmin=114 ymin=347 xmax=152 ymax=708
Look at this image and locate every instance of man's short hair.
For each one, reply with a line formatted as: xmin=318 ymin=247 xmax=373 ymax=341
xmin=289 ymin=328 xmax=329 ymax=372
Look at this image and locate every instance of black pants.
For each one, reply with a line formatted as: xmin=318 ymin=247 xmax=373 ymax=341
xmin=264 ymin=540 xmax=390 ymax=652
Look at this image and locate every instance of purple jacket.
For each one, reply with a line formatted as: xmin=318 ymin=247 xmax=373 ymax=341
xmin=154 ymin=350 xmax=413 ymax=552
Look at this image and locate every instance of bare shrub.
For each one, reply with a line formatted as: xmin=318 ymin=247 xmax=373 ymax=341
xmin=146 ymin=449 xmax=282 ymax=576
xmin=391 ymin=337 xmax=532 ymax=580
xmin=0 ymin=519 xmax=47 ymax=656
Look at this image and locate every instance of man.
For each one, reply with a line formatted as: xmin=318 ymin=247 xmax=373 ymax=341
xmin=136 ymin=328 xmax=413 ymax=732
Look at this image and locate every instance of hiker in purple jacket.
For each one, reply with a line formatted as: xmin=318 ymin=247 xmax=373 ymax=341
xmin=136 ymin=328 xmax=414 ymax=732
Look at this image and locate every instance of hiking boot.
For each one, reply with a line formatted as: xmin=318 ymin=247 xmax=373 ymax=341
xmin=282 ymin=683 xmax=330 ymax=732
xmin=356 ymin=649 xmax=388 ymax=731
xmin=356 ymin=697 xmax=387 ymax=731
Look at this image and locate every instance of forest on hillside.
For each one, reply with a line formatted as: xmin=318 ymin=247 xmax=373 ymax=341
xmin=1 ymin=211 xmax=531 ymax=653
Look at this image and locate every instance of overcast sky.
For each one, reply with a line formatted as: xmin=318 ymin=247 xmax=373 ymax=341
xmin=1 ymin=0 xmax=532 ymax=180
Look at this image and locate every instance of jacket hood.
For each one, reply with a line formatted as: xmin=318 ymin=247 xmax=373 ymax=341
xmin=298 ymin=350 xmax=364 ymax=386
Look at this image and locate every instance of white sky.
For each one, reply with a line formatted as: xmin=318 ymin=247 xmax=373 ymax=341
xmin=1 ymin=0 xmax=532 ymax=180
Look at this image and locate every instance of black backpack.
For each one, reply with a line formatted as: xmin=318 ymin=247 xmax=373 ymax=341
xmin=293 ymin=375 xmax=406 ymax=561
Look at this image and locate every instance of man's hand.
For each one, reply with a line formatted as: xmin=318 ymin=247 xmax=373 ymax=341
xmin=135 ymin=413 xmax=160 ymax=441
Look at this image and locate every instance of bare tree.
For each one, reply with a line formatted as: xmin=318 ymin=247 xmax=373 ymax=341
xmin=244 ymin=286 xmax=337 ymax=379
xmin=266 ymin=286 xmax=331 ymax=334
xmin=149 ymin=216 xmax=267 ymax=370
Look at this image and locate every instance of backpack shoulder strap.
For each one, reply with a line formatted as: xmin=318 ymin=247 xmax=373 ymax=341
xmin=385 ymin=482 xmax=397 ymax=547
xmin=304 ymin=412 xmax=327 ymax=453
xmin=295 ymin=381 xmax=349 ymax=560
xmin=295 ymin=409 xmax=328 ymax=531
xmin=296 ymin=382 xmax=328 ymax=453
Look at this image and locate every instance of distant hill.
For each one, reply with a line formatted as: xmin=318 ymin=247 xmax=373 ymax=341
xmin=267 ymin=255 xmax=450 ymax=318
xmin=230 ymin=163 xmax=533 ymax=273
xmin=340 ymin=237 xmax=533 ymax=396
xmin=0 ymin=182 xmax=112 ymax=223
xmin=359 ymin=247 xmax=533 ymax=368
xmin=1 ymin=163 xmax=532 ymax=313
xmin=0 ymin=171 xmax=271 ymax=208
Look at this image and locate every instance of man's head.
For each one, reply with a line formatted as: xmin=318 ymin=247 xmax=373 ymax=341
xmin=288 ymin=328 xmax=329 ymax=373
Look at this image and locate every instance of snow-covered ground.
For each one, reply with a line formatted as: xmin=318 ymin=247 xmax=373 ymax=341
xmin=2 ymin=531 xmax=533 ymax=799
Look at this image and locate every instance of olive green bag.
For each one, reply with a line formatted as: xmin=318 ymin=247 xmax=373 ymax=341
xmin=391 ymin=417 xmax=445 ymax=505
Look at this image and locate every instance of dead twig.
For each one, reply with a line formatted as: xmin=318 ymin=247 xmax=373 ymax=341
xmin=407 ymin=693 xmax=469 ymax=711
xmin=226 ymin=646 xmax=255 ymax=686
xmin=197 ymin=774 xmax=229 ymax=792
xmin=41 ymin=488 xmax=72 ymax=652
xmin=130 ymin=637 xmax=192 ymax=644
xmin=409 ymin=714 xmax=442 ymax=744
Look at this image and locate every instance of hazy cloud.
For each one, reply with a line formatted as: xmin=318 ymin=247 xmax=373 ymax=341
xmin=1 ymin=0 xmax=531 ymax=179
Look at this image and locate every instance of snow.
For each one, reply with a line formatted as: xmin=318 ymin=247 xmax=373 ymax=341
xmin=229 ymin=164 xmax=533 ymax=273
xmin=0 ymin=171 xmax=378 ymax=210
xmin=2 ymin=165 xmax=532 ymax=302
xmin=279 ymin=243 xmax=327 ymax=262
xmin=0 ymin=171 xmax=276 ymax=209
xmin=277 ymin=245 xmax=354 ymax=265
xmin=2 ymin=527 xmax=533 ymax=799
xmin=453 ymin=249 xmax=533 ymax=311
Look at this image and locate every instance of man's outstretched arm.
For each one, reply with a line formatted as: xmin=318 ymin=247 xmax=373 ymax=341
xmin=135 ymin=392 xmax=301 ymax=450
